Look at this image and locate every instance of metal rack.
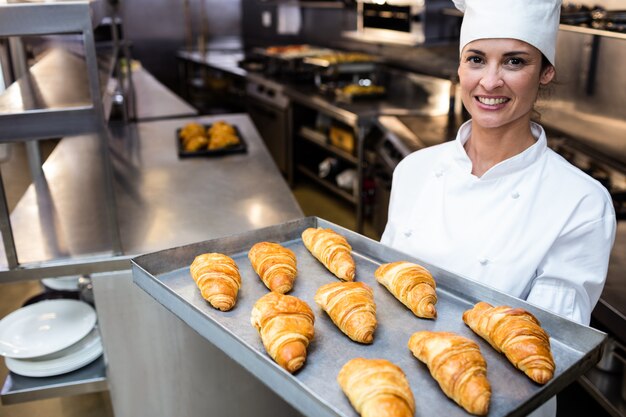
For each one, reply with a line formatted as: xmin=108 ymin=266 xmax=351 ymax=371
xmin=0 ymin=0 xmax=125 ymax=273
xmin=0 ymin=1 xmax=111 ymax=142
xmin=0 ymin=0 xmax=130 ymax=406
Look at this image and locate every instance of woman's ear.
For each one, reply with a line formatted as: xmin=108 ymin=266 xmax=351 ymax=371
xmin=540 ymin=65 xmax=555 ymax=85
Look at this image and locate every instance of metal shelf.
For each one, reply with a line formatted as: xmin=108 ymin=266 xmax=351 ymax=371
xmin=298 ymin=1 xmax=345 ymax=8
xmin=1 ymin=356 xmax=107 ymax=405
xmin=297 ymin=164 xmax=358 ymax=204
xmin=298 ymin=126 xmax=358 ymax=164
xmin=579 ymin=367 xmax=626 ymax=417
xmin=0 ymin=0 xmax=109 ymax=37
xmin=257 ymin=0 xmax=345 ymax=8
xmin=0 ymin=47 xmax=117 ymax=142
xmin=559 ymin=24 xmax=626 ymax=41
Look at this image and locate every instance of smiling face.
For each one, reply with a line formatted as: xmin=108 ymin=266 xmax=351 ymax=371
xmin=458 ymin=38 xmax=555 ymax=131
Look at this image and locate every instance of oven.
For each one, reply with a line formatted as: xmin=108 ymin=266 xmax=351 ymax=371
xmin=246 ymin=74 xmax=292 ymax=182
xmin=354 ymin=0 xmax=460 ymax=45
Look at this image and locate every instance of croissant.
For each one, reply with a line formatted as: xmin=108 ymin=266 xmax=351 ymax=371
xmin=408 ymin=331 xmax=490 ymax=415
xmin=250 ymin=292 xmax=315 ymax=373
xmin=463 ymin=301 xmax=555 ymax=384
xmin=248 ymin=242 xmax=297 ymax=293
xmin=302 ymin=227 xmax=355 ymax=281
xmin=190 ymin=253 xmax=241 ymax=311
xmin=314 ymin=282 xmax=377 ymax=343
xmin=337 ymin=358 xmax=415 ymax=417
xmin=375 ymin=261 xmax=437 ymax=319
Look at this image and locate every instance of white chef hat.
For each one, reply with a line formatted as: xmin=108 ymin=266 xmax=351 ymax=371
xmin=453 ymin=0 xmax=562 ymax=66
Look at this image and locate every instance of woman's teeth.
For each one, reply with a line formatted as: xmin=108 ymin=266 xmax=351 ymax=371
xmin=477 ymin=97 xmax=509 ymax=105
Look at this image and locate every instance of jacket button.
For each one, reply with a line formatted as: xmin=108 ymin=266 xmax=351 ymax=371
xmin=434 ymin=169 xmax=444 ymax=178
xmin=511 ymin=191 xmax=520 ymax=199
xmin=404 ymin=230 xmax=413 ymax=238
xmin=479 ymin=258 xmax=488 ymax=265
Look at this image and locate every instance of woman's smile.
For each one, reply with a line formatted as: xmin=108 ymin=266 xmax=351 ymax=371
xmin=475 ymin=95 xmax=510 ymax=108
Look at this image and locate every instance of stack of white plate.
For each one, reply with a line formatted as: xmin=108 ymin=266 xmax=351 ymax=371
xmin=41 ymin=276 xmax=80 ymax=292
xmin=0 ymin=299 xmax=103 ymax=377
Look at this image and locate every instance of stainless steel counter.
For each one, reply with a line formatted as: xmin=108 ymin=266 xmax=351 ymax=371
xmin=0 ymin=114 xmax=301 ymax=280
xmin=131 ymin=67 xmax=198 ymax=120
xmin=176 ymin=50 xmax=247 ymax=78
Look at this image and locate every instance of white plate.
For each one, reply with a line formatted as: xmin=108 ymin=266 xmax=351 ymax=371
xmin=5 ymin=328 xmax=103 ymax=377
xmin=0 ymin=300 xmax=96 ymax=359
xmin=41 ymin=277 xmax=80 ymax=292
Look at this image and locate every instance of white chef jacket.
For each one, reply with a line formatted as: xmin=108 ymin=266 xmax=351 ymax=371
xmin=381 ymin=120 xmax=616 ymax=417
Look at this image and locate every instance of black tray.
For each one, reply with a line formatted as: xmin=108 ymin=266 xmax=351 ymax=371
xmin=177 ymin=124 xmax=247 ymax=158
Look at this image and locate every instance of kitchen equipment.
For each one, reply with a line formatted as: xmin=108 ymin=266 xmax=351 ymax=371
xmin=370 ymin=111 xmax=459 ymax=238
xmin=596 ymin=336 xmax=625 ymax=373
xmin=349 ymin=0 xmax=460 ymax=45
xmin=561 ymin=4 xmax=626 ymax=33
xmin=132 ymin=216 xmax=606 ymax=417
xmin=592 ymin=10 xmax=626 ymax=33
xmin=305 ymin=51 xmax=385 ymax=96
xmin=246 ymin=74 xmax=292 ymax=179
xmin=252 ymin=44 xmax=334 ymax=80
xmin=0 ymin=299 xmax=96 ymax=359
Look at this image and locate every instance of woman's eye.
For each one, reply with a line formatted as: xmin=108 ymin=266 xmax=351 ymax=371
xmin=506 ymin=57 xmax=525 ymax=66
xmin=466 ymin=56 xmax=483 ymax=64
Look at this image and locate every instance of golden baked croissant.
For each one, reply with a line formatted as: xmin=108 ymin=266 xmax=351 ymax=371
xmin=301 ymin=227 xmax=355 ymax=281
xmin=375 ymin=261 xmax=437 ymax=319
xmin=337 ymin=358 xmax=415 ymax=417
xmin=208 ymin=132 xmax=239 ymax=150
xmin=463 ymin=301 xmax=555 ymax=384
xmin=250 ymin=292 xmax=315 ymax=373
xmin=408 ymin=331 xmax=491 ymax=416
xmin=314 ymin=281 xmax=376 ymax=343
xmin=190 ymin=253 xmax=241 ymax=311
xmin=248 ymin=242 xmax=297 ymax=293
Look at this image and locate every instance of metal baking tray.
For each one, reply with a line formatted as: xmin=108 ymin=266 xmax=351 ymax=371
xmin=176 ymin=124 xmax=247 ymax=158
xmin=131 ymin=216 xmax=606 ymax=417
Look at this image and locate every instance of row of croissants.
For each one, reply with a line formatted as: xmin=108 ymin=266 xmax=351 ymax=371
xmin=189 ymin=227 xmax=556 ymax=416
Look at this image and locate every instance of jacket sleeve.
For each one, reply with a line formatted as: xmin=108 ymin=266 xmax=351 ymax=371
xmin=525 ymin=211 xmax=616 ymax=326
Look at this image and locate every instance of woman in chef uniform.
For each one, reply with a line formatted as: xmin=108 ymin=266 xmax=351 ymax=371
xmin=381 ymin=0 xmax=616 ymax=415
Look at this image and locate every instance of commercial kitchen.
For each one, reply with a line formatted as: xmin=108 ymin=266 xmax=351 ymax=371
xmin=0 ymin=0 xmax=625 ymax=416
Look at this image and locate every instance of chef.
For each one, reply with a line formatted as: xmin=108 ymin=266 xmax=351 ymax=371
xmin=381 ymin=0 xmax=616 ymax=415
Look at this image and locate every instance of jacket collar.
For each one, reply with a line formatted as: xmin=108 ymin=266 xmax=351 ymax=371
xmin=452 ymin=120 xmax=547 ymax=180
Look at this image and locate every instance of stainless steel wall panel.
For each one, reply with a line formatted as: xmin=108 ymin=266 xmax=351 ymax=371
xmin=119 ymin=0 xmax=242 ymax=90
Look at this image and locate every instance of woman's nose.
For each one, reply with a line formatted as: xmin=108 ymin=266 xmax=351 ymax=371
xmin=479 ymin=66 xmax=504 ymax=90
